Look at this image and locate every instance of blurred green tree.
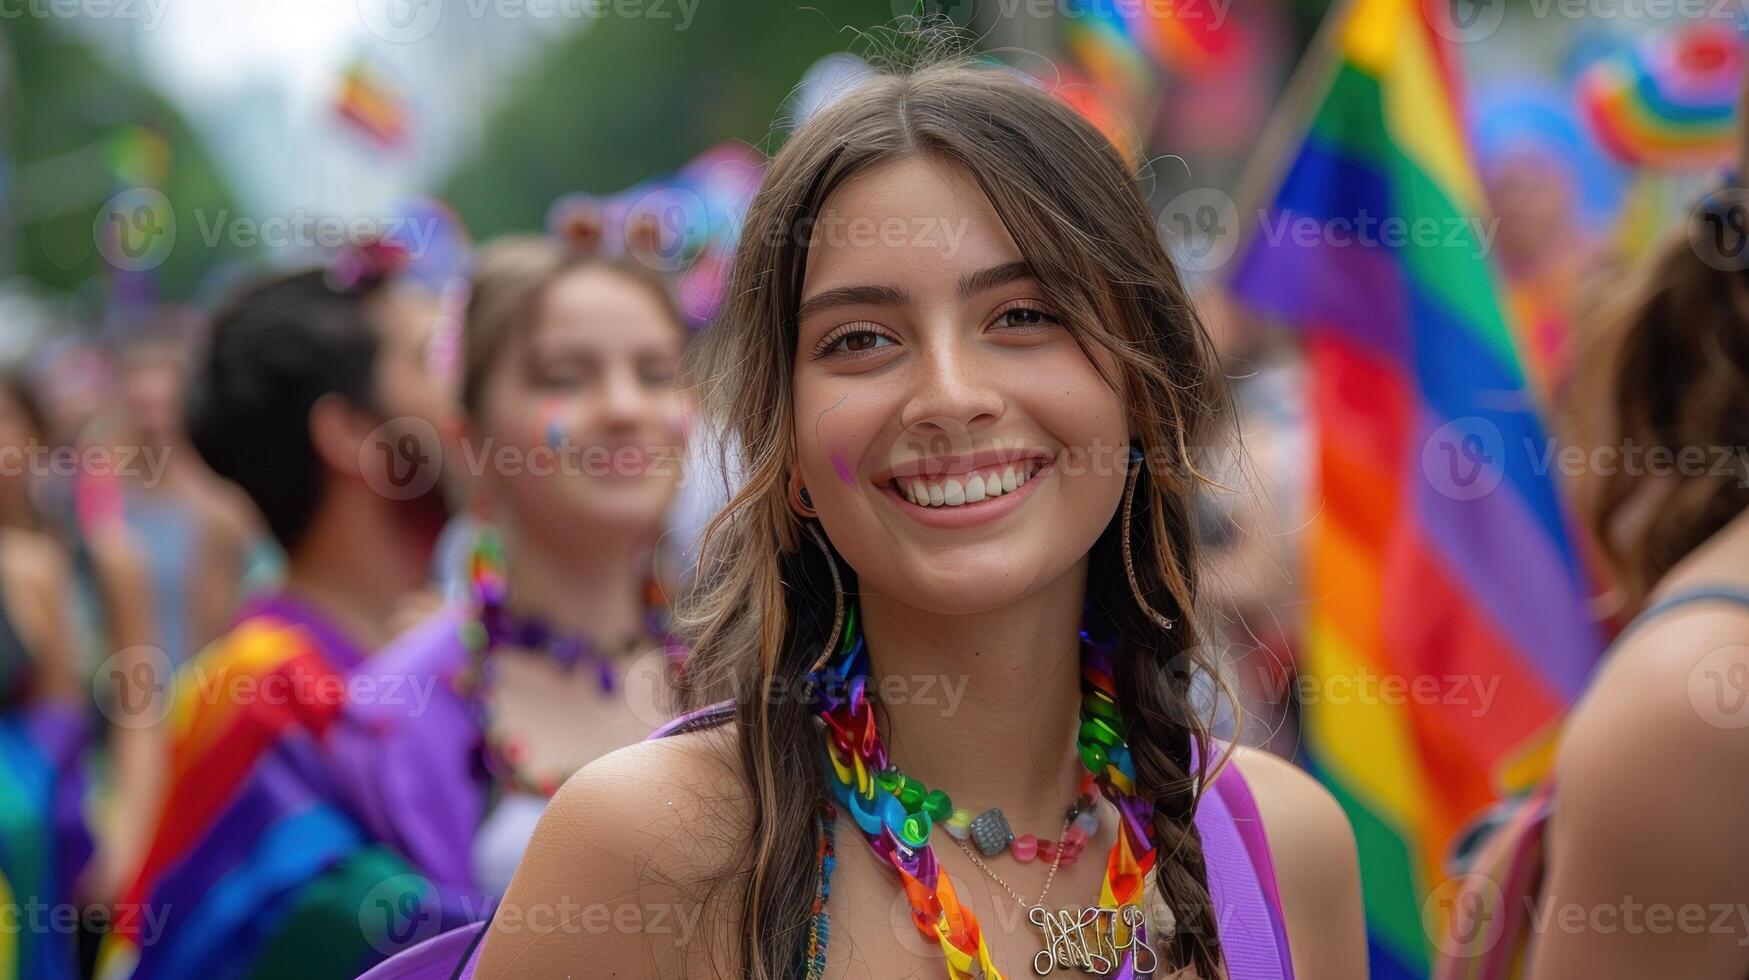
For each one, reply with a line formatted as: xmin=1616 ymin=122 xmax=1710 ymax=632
xmin=1 ymin=16 xmax=240 ymax=305
xmin=440 ymin=0 xmax=895 ymax=236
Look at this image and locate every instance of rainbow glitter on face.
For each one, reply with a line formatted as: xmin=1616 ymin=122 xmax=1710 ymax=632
xmin=809 ymin=604 xmax=1165 ymax=978
xmin=534 ymin=396 xmax=569 ymax=451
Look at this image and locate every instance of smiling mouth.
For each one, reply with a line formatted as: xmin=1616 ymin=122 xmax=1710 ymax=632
xmin=884 ymin=456 xmax=1050 ymax=509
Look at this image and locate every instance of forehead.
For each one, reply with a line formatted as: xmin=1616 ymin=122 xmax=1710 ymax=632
xmin=530 ymin=267 xmax=683 ymax=350
xmin=802 ymin=154 xmax=1023 ymax=297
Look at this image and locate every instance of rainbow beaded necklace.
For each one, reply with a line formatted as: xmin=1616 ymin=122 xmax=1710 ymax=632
xmin=809 ymin=604 xmax=1165 ymax=977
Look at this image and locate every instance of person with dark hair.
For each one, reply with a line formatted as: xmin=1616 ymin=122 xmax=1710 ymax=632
xmin=99 ymin=252 xmax=460 ymax=979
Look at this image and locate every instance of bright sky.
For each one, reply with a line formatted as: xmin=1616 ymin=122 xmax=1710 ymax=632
xmin=140 ymin=0 xmax=366 ymax=110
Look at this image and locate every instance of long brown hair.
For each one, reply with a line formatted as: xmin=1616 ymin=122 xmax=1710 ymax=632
xmin=1565 ymin=78 xmax=1749 ymax=611
xmin=675 ymin=54 xmax=1234 ymax=978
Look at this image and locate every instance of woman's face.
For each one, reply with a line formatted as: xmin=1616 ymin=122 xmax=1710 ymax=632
xmin=474 ymin=266 xmax=688 ymax=543
xmin=791 ymin=155 xmax=1131 ymax=614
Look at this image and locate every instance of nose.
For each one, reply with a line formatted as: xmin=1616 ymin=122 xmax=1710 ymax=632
xmin=599 ymin=362 xmax=649 ymax=429
xmin=898 ymin=330 xmax=1003 ymax=445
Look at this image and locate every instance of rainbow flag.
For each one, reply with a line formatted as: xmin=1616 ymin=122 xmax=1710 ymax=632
xmin=334 ymin=57 xmax=410 ymax=151
xmin=97 ymin=598 xmax=445 ymax=980
xmin=1227 ymin=1 xmax=1603 ymax=976
xmin=0 ymin=703 xmax=90 ymax=980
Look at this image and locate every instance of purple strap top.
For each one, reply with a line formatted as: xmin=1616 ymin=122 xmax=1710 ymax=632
xmin=358 ymin=700 xmax=1294 ymax=979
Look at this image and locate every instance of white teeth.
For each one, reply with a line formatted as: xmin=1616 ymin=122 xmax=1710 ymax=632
xmin=897 ymin=460 xmax=1045 ymax=508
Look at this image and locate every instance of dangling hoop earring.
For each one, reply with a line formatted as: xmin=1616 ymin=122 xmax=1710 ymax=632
xmin=1121 ymin=443 xmax=1176 ymax=631
xmin=804 ymin=520 xmax=847 ymax=673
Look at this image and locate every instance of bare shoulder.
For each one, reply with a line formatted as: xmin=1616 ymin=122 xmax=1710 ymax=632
xmin=1554 ymin=603 xmax=1749 ymax=858
xmin=475 ymin=726 xmax=751 ymax=979
xmin=1225 ymin=745 xmax=1368 ymax=979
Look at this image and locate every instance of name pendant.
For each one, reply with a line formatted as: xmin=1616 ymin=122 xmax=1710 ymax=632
xmin=1028 ymin=904 xmax=1157 ymax=975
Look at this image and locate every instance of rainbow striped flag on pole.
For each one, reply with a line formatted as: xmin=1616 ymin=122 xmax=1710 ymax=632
xmin=1226 ymin=1 xmax=1603 ymax=976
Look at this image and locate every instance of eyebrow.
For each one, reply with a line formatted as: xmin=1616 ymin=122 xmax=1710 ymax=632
xmin=794 ymin=261 xmax=1038 ymax=323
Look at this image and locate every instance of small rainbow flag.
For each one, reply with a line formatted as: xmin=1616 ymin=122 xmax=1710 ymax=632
xmin=334 ymin=57 xmax=410 ymax=151
xmin=1227 ymin=1 xmax=1604 ymax=976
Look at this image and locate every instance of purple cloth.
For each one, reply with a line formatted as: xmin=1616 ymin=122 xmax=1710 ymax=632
xmin=329 ymin=605 xmax=490 ymax=905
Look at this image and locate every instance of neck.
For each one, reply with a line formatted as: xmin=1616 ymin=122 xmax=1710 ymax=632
xmin=502 ymin=519 xmax=649 ymax=644
xmin=857 ymin=565 xmax=1089 ymax=831
xmin=284 ymin=488 xmax=431 ymax=650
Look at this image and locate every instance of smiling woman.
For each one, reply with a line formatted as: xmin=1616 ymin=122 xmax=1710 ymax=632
xmin=466 ymin=44 xmax=1365 ymax=980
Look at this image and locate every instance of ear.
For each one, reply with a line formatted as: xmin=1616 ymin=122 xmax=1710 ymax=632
xmin=308 ymin=392 xmax=372 ymax=480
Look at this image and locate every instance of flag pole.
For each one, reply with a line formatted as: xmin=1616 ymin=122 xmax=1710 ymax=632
xmin=1222 ymin=0 xmax=1357 ymax=277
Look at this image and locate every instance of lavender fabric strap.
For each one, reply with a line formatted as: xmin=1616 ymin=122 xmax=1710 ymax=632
xmin=1194 ymin=756 xmax=1295 ymax=980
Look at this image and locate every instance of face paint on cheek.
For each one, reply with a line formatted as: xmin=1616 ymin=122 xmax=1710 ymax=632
xmin=830 ymin=451 xmax=857 ymax=488
xmin=533 ymin=396 xmax=570 ymax=451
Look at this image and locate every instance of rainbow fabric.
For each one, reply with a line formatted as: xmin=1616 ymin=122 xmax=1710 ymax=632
xmin=1227 ymin=1 xmax=1602 ymax=976
xmin=0 ymin=703 xmax=90 ymax=980
xmin=1578 ymin=21 xmax=1744 ymax=172
xmin=97 ymin=596 xmax=444 ymax=980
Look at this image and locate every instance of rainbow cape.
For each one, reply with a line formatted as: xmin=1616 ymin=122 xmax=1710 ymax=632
xmin=0 ymin=702 xmax=91 ymax=980
xmin=1227 ymin=1 xmax=1603 ymax=975
xmin=97 ymin=596 xmax=455 ymax=980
